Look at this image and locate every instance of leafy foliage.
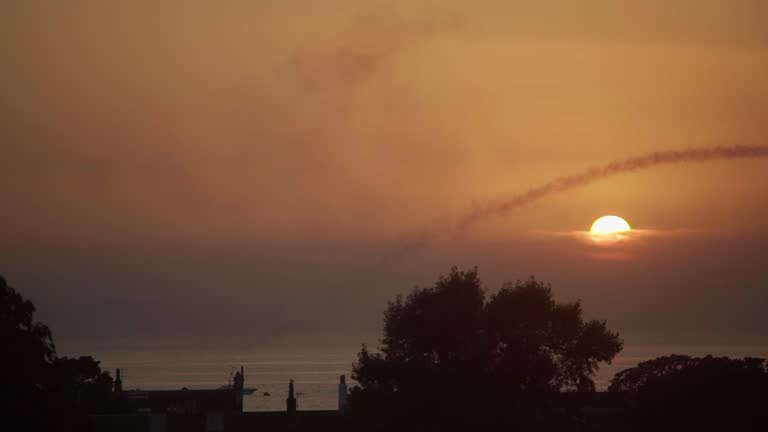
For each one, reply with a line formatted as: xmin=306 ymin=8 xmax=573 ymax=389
xmin=610 ymin=355 xmax=768 ymax=431
xmin=1 ymin=275 xmax=114 ymax=429
xmin=52 ymin=356 xmax=116 ymax=413
xmin=608 ymin=354 xmax=695 ymax=392
xmin=0 ymin=275 xmax=56 ymax=409
xmin=348 ymin=267 xmax=622 ymax=429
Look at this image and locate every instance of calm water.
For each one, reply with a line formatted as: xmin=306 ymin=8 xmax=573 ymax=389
xmin=61 ymin=343 xmax=768 ymax=412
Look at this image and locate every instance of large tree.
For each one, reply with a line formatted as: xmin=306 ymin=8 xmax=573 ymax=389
xmin=0 ymin=275 xmax=56 ymax=416
xmin=610 ymin=355 xmax=768 ymax=431
xmin=348 ymin=267 xmax=622 ymax=430
xmin=1 ymin=275 xmax=114 ymax=429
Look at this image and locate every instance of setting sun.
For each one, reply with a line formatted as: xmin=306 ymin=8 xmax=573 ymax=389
xmin=590 ymin=215 xmax=631 ymax=235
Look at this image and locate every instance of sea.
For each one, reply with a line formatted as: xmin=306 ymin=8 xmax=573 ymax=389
xmin=59 ymin=343 xmax=768 ymax=412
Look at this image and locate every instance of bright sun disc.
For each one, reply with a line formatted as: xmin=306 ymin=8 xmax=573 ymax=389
xmin=590 ymin=215 xmax=631 ymax=235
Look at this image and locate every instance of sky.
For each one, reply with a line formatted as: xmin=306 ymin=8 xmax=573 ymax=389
xmin=2 ymin=1 xmax=767 ymax=351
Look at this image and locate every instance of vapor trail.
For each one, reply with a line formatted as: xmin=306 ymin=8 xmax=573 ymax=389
xmin=393 ymin=145 xmax=768 ymax=257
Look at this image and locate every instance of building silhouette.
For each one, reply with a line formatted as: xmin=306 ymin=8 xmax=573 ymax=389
xmin=89 ymin=368 xmax=342 ymax=432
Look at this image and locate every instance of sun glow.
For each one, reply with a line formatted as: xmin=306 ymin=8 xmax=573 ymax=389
xmin=590 ymin=215 xmax=631 ymax=235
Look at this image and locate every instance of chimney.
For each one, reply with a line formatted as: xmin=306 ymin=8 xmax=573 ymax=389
xmin=233 ymin=366 xmax=245 ymax=411
xmin=286 ymin=379 xmax=297 ymax=417
xmin=234 ymin=366 xmax=245 ymax=391
xmin=114 ymin=368 xmax=123 ymax=393
xmin=338 ymin=374 xmax=348 ymax=411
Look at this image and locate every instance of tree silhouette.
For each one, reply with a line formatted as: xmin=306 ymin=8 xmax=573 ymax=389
xmin=608 ymin=354 xmax=695 ymax=392
xmin=348 ymin=267 xmax=622 ymax=430
xmin=1 ymin=275 xmax=114 ymax=430
xmin=52 ymin=356 xmax=115 ymax=414
xmin=610 ymin=355 xmax=768 ymax=431
xmin=1 ymin=275 xmax=56 ymax=425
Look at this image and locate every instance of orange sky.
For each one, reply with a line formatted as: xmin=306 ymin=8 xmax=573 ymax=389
xmin=1 ymin=1 xmax=767 ymax=347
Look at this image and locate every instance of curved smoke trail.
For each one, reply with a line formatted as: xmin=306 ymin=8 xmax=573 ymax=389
xmin=393 ymin=145 xmax=768 ymax=256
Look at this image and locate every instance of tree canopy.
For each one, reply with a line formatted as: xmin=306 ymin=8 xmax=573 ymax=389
xmin=349 ymin=267 xmax=622 ymax=429
xmin=610 ymin=355 xmax=768 ymax=431
xmin=608 ymin=354 xmax=695 ymax=392
xmin=1 ymin=275 xmax=114 ymax=430
xmin=1 ymin=275 xmax=56 ymax=411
